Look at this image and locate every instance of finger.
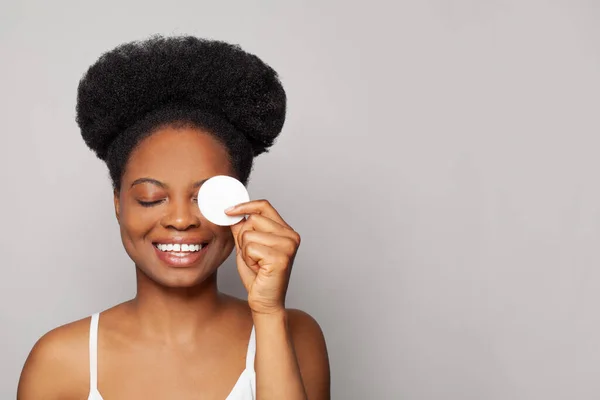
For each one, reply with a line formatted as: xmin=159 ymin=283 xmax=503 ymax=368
xmin=229 ymin=213 xmax=284 ymax=252
xmin=225 ymin=199 xmax=290 ymax=228
xmin=236 ymin=257 xmax=257 ymax=293
xmin=243 ymin=242 xmax=291 ymax=274
xmin=238 ymin=214 xmax=300 ymax=251
xmin=242 ymin=213 xmax=289 ymax=234
xmin=230 ymin=219 xmax=245 ymax=252
xmin=238 ymin=231 xmax=299 ymax=257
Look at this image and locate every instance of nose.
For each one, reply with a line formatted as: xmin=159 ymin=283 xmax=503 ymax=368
xmin=161 ymin=197 xmax=201 ymax=231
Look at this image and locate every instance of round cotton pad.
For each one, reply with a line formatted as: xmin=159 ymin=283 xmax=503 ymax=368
xmin=197 ymin=175 xmax=250 ymax=226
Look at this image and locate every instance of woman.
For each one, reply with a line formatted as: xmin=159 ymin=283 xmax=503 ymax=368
xmin=17 ymin=35 xmax=330 ymax=399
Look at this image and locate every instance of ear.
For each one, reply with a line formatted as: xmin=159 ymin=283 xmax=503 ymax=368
xmin=113 ymin=189 xmax=121 ymax=224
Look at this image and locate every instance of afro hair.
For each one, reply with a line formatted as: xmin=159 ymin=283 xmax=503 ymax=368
xmin=75 ymin=35 xmax=287 ymax=190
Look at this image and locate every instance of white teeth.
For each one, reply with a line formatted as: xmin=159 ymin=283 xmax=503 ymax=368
xmin=156 ymin=243 xmax=204 ymax=252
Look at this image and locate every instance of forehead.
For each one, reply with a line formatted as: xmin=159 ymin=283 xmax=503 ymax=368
xmin=123 ymin=126 xmax=233 ymax=184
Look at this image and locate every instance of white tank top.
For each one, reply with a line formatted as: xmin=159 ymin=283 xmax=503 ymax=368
xmin=87 ymin=312 xmax=256 ymax=400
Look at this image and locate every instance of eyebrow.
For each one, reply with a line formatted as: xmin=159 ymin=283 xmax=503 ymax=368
xmin=130 ymin=178 xmax=209 ymax=189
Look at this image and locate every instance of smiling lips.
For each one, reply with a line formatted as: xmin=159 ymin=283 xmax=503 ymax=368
xmin=155 ymin=243 xmax=204 ymax=253
xmin=152 ymin=241 xmax=209 ymax=267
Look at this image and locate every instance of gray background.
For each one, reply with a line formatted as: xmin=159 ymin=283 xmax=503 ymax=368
xmin=1 ymin=1 xmax=599 ymax=399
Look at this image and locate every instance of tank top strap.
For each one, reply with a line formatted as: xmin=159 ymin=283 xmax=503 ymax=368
xmin=89 ymin=313 xmax=100 ymax=391
xmin=245 ymin=326 xmax=256 ymax=371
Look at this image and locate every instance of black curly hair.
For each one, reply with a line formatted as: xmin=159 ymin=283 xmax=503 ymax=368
xmin=75 ymin=35 xmax=286 ymax=190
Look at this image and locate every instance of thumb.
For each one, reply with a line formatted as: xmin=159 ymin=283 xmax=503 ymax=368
xmin=229 ymin=219 xmax=245 ymax=253
xmin=236 ymin=251 xmax=257 ymax=292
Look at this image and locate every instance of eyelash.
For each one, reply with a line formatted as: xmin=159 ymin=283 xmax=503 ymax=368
xmin=138 ymin=200 xmax=164 ymax=207
xmin=137 ymin=198 xmax=198 ymax=208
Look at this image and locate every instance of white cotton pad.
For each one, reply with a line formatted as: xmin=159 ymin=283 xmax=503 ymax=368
xmin=197 ymin=175 xmax=250 ymax=226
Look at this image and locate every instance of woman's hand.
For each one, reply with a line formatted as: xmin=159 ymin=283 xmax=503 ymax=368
xmin=225 ymin=200 xmax=300 ymax=316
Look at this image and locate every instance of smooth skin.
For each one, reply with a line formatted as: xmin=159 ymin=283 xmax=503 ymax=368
xmin=17 ymin=126 xmax=330 ymax=399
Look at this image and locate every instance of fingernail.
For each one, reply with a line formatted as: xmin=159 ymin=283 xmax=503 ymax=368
xmin=225 ymin=205 xmax=236 ymax=212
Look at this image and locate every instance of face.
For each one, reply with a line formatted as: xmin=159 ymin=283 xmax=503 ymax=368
xmin=114 ymin=125 xmax=237 ymax=288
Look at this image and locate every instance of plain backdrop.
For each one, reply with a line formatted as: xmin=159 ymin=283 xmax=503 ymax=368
xmin=1 ymin=1 xmax=599 ymax=399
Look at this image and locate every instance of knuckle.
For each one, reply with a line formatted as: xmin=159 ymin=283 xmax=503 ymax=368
xmin=277 ymin=254 xmax=290 ymax=266
xmin=241 ymin=230 xmax=252 ymax=242
xmin=292 ymin=231 xmax=301 ymax=244
xmin=284 ymin=238 xmax=297 ymax=254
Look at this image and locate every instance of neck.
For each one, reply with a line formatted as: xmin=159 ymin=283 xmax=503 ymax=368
xmin=128 ymin=267 xmax=225 ymax=344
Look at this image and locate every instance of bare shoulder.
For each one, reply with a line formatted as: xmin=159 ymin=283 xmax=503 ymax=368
xmin=287 ymin=308 xmax=331 ymax=399
xmin=17 ymin=316 xmax=92 ymax=400
xmin=287 ymin=308 xmax=326 ymax=339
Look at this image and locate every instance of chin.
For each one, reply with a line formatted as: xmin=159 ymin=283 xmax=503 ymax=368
xmin=138 ymin=263 xmax=218 ymax=289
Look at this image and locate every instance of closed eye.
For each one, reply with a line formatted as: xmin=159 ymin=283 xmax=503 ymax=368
xmin=138 ymin=199 xmax=165 ymax=207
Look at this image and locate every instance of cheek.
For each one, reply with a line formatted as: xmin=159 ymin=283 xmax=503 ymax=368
xmin=209 ymin=225 xmax=236 ymax=259
xmin=214 ymin=225 xmax=234 ymax=243
xmin=120 ymin=204 xmax=159 ymax=243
